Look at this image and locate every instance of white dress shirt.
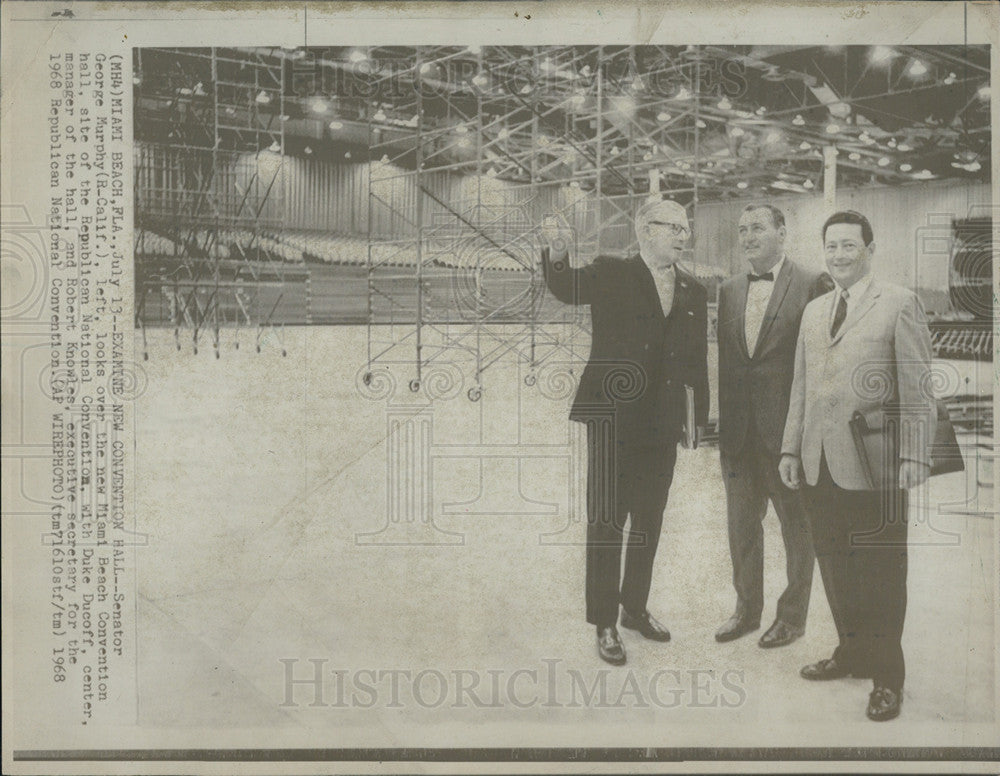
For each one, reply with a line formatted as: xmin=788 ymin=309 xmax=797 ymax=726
xmin=744 ymin=254 xmax=785 ymax=355
xmin=829 ymin=272 xmax=873 ymax=333
xmin=650 ymin=263 xmax=676 ymax=317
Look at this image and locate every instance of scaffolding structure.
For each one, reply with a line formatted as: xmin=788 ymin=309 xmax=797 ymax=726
xmin=361 ymin=46 xmax=717 ymax=399
xmin=133 ymin=47 xmax=299 ymax=358
xmin=132 ymin=44 xmax=991 ymax=380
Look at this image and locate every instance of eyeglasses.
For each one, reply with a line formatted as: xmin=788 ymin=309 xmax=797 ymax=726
xmin=646 ymin=220 xmax=690 ymax=236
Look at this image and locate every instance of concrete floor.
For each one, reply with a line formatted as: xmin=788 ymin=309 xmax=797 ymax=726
xmin=133 ymin=325 xmax=995 ymax=749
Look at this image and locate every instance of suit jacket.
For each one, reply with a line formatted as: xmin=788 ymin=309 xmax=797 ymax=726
xmin=780 ymin=279 xmax=935 ymax=490
xmin=717 ymin=259 xmax=830 ymax=457
xmin=541 ymin=247 xmax=709 ymax=444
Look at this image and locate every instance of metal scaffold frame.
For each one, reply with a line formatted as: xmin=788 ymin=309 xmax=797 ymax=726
xmin=361 ymin=45 xmax=709 ymax=400
xmin=133 ymin=47 xmax=296 ymax=359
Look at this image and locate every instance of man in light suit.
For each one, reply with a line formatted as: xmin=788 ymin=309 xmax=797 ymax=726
xmin=540 ymin=200 xmax=709 ymax=666
xmin=715 ymin=204 xmax=831 ymax=648
xmin=779 ymin=210 xmax=934 ymax=721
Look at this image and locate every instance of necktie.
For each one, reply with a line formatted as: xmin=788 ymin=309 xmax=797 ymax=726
xmin=830 ymin=290 xmax=848 ymax=338
xmin=747 ymin=271 xmax=774 ymax=282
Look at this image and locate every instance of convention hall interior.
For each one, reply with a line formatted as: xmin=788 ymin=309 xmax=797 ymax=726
xmin=131 ymin=45 xmax=993 ymax=742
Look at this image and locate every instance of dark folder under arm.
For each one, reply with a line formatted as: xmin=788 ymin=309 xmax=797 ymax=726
xmin=849 ymin=400 xmax=964 ymax=489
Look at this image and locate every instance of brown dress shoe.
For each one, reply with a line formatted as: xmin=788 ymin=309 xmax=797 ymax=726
xmin=621 ymin=609 xmax=671 ymax=642
xmin=597 ymin=626 xmax=626 ymax=666
xmin=800 ymin=657 xmax=854 ymax=680
xmin=715 ymin=614 xmax=760 ymax=643
xmin=866 ymin=686 xmax=902 ymax=721
xmin=758 ymin=620 xmax=804 ymax=649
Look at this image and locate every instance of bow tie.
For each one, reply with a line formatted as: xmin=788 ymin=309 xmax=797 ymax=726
xmin=748 ymin=271 xmax=774 ymax=282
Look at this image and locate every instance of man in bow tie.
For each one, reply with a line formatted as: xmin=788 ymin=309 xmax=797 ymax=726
xmin=540 ymin=200 xmax=709 ymax=666
xmin=715 ymin=204 xmax=832 ymax=648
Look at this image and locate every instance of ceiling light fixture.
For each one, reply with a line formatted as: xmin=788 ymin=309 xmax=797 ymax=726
xmin=792 ymin=114 xmax=805 ymax=126
xmin=736 ymin=181 xmax=749 ymax=190
xmin=877 ymin=157 xmax=891 ymax=167
xmin=870 ymin=46 xmax=895 ymax=65
xmin=908 ymin=60 xmax=928 ymax=77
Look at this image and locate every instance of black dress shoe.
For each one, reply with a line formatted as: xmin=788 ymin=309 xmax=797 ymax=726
xmin=758 ymin=620 xmax=804 ymax=649
xmin=621 ymin=609 xmax=671 ymax=642
xmin=866 ymin=686 xmax=902 ymax=721
xmin=715 ymin=614 xmax=760 ymax=643
xmin=596 ymin=626 xmax=626 ymax=666
xmin=800 ymin=657 xmax=863 ymax=680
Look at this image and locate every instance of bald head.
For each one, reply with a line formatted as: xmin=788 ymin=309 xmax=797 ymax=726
xmin=635 ymin=199 xmax=689 ymax=234
xmin=635 ymin=198 xmax=690 ymax=269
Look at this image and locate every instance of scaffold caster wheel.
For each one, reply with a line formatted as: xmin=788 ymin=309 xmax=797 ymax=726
xmin=176 ymin=343 xmax=181 ymax=351
xmin=524 ymin=374 xmax=536 ymax=387
xmin=235 ymin=342 xmax=239 ymax=350
xmin=215 ymin=350 xmax=220 ymax=360
xmin=363 ymin=372 xmax=373 ymax=386
xmin=468 ymin=387 xmax=482 ymax=402
xmin=409 ymin=379 xmax=421 ymax=393
xmin=143 ymin=352 xmax=148 ymax=361
xmin=282 ymin=349 xmax=287 ymax=357
xmin=193 ymin=346 xmax=198 ymax=355
xmin=256 ymin=345 xmax=261 ymax=353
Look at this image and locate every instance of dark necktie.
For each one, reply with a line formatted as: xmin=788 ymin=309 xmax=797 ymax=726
xmin=747 ymin=271 xmax=774 ymax=282
xmin=830 ymin=290 xmax=848 ymax=338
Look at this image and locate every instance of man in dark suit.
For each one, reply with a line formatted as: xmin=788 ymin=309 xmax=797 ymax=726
xmin=779 ymin=209 xmax=934 ymax=721
xmin=540 ymin=200 xmax=709 ymax=666
xmin=715 ymin=204 xmax=831 ymax=648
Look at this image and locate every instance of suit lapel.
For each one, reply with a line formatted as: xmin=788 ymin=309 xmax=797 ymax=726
xmin=671 ymin=267 xmax=692 ymax=319
xmin=830 ymin=280 xmax=881 ymax=346
xmin=752 ymin=259 xmax=793 ymax=357
xmin=635 ymin=257 xmax=665 ymax=317
xmin=733 ymin=273 xmax=751 ymax=360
